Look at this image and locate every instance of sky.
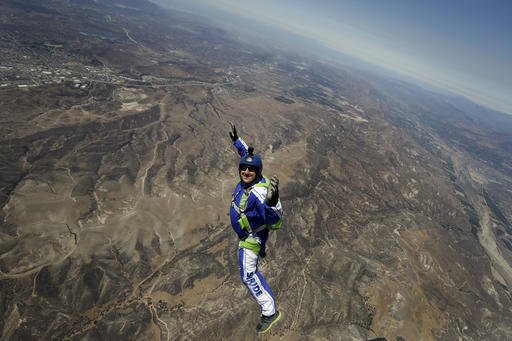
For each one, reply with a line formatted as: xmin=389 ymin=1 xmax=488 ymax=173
xmin=163 ymin=0 xmax=512 ymax=115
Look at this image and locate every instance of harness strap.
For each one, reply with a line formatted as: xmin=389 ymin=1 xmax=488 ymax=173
xmin=232 ymin=197 xmax=267 ymax=233
xmin=251 ymin=224 xmax=267 ymax=234
xmin=232 ymin=176 xmax=279 ymax=234
xmin=231 ymin=201 xmax=242 ymax=215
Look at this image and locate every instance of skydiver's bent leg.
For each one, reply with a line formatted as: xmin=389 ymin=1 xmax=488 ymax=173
xmin=238 ymin=248 xmax=276 ymax=316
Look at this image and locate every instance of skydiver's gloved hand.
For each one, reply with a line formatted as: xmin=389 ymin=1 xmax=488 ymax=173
xmin=229 ymin=122 xmax=238 ymax=142
xmin=266 ymin=175 xmax=279 ymax=206
xmin=259 ymin=248 xmax=266 ymax=258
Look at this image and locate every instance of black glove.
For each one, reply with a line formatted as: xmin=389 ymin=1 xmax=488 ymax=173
xmin=265 ymin=175 xmax=279 ymax=206
xmin=259 ymin=248 xmax=266 ymax=258
xmin=229 ymin=122 xmax=238 ymax=142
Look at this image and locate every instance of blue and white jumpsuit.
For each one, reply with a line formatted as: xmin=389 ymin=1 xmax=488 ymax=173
xmin=230 ymin=138 xmax=283 ymax=316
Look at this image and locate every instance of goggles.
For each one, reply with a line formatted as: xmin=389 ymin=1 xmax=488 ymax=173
xmin=239 ymin=165 xmax=258 ymax=173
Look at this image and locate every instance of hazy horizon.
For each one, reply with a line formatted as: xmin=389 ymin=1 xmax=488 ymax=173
xmin=159 ymin=0 xmax=512 ymax=116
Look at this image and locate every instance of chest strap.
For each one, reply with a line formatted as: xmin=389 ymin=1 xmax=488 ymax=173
xmin=231 ymin=184 xmax=266 ymax=233
xmin=232 ymin=176 xmax=281 ymax=233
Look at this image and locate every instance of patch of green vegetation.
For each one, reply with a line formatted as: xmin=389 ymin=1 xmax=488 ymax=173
xmin=291 ymin=86 xmax=323 ymax=101
xmin=243 ymin=84 xmax=256 ymax=92
xmin=412 ymin=132 xmax=438 ymax=155
xmin=441 ymin=223 xmax=464 ymax=234
xmin=460 ymin=199 xmax=480 ymax=237
xmin=483 ymin=188 xmax=511 ymax=233
xmin=274 ymin=96 xmax=294 ymax=104
xmin=501 ymin=238 xmax=512 ymax=252
xmin=495 ymin=280 xmax=512 ymax=300
xmin=442 ymin=158 xmax=455 ymax=175
xmin=453 ymin=183 xmax=466 ymax=196
xmin=290 ymin=86 xmax=342 ymax=111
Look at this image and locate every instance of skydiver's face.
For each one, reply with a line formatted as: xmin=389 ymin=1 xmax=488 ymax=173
xmin=239 ymin=165 xmax=257 ymax=184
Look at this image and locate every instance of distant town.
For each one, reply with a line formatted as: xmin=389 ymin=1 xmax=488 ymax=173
xmin=0 ymin=51 xmax=240 ymax=91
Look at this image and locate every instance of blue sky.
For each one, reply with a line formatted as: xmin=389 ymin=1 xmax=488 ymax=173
xmin=163 ymin=0 xmax=512 ymax=114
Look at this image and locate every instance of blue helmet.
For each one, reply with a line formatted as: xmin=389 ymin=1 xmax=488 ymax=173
xmin=239 ymin=146 xmax=263 ymax=178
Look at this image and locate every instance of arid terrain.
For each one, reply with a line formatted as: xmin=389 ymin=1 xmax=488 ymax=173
xmin=1 ymin=1 xmax=512 ymax=340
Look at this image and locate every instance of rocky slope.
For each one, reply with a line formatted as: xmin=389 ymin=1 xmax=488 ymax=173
xmin=1 ymin=1 xmax=512 ymax=340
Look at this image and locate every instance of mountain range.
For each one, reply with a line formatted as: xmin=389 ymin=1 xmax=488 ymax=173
xmin=1 ymin=1 xmax=512 ymax=340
